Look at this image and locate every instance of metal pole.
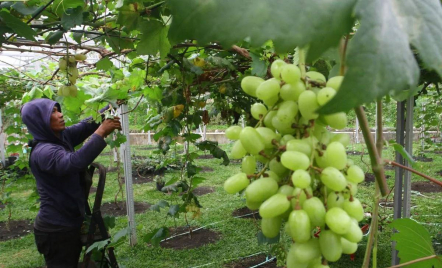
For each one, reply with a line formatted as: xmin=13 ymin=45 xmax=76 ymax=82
xmin=0 ymin=109 xmax=5 ymax=167
xmin=119 ymin=104 xmax=137 ymax=246
xmin=355 ymin=117 xmax=360 ymax=144
xmin=392 ymin=101 xmax=405 ymax=265
xmin=403 ymin=97 xmax=414 ymax=218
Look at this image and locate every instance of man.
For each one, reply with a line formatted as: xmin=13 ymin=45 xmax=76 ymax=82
xmin=21 ymin=98 xmax=121 ymax=268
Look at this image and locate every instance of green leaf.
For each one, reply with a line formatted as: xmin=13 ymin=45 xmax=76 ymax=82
xmin=389 ymin=141 xmax=415 ymax=167
xmin=257 ymin=231 xmax=280 ymax=245
xmin=167 ymin=204 xmax=180 ymax=217
xmin=137 ymin=20 xmax=171 ymax=58
xmin=72 ymin=32 xmax=83 ymax=44
xmin=320 ymin=0 xmax=419 ymax=114
xmin=250 ymin=53 xmax=267 ymax=78
xmin=165 ymin=177 xmax=179 ymax=186
xmin=52 ymin=0 xmax=84 ymax=17
xmin=191 ymin=176 xmax=206 ymax=188
xmin=116 ymin=9 xmax=140 ymax=32
xmin=96 ymin=57 xmax=114 ymax=71
xmin=143 ymin=86 xmax=162 ymax=101
xmin=150 ymin=200 xmax=169 ymax=212
xmin=110 ymin=227 xmax=130 ymax=244
xmin=61 ymin=6 xmax=83 ymax=30
xmin=168 ymin=0 xmax=355 ymax=55
xmin=0 ymin=11 xmax=36 ymax=41
xmin=143 ymin=227 xmax=169 ymax=247
xmin=11 ymin=2 xmax=40 ymax=15
xmin=105 ymin=132 xmax=127 ymax=149
xmin=393 ymin=0 xmax=442 ymax=79
xmin=46 ymin=31 xmax=65 ymax=45
xmin=195 ymin=140 xmax=230 ymax=166
xmin=390 ymin=218 xmax=442 ymax=268
xmin=86 ymin=239 xmax=110 ymax=254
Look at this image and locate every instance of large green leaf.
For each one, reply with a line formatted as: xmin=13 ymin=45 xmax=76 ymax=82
xmin=168 ymin=0 xmax=356 ymax=57
xmin=0 ymin=11 xmax=36 ymax=41
xmin=320 ymin=0 xmax=419 ymax=114
xmin=61 ymin=6 xmax=83 ymax=30
xmin=11 ymin=2 xmax=40 ymax=15
xmin=392 ymin=0 xmax=442 ymax=78
xmin=137 ymin=20 xmax=171 ymax=58
xmin=52 ymin=0 xmax=84 ymax=17
xmin=390 ymin=218 xmax=442 ymax=268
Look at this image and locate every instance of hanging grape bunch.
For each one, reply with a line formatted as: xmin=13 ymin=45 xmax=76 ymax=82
xmin=57 ymin=54 xmax=87 ymax=97
xmin=224 ymin=59 xmax=365 ymax=268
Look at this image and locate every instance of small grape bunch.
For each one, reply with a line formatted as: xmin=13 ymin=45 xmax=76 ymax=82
xmin=57 ymin=54 xmax=87 ymax=97
xmin=224 ymin=59 xmax=364 ymax=268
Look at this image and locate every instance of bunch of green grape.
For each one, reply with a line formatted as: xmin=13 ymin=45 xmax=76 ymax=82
xmin=57 ymin=54 xmax=87 ymax=97
xmin=224 ymin=59 xmax=365 ymax=268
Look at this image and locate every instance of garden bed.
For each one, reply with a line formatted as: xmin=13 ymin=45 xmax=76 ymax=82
xmin=100 ymin=201 xmax=151 ymax=217
xmin=413 ymin=155 xmax=433 ymax=162
xmin=346 ymin=150 xmax=364 ymax=156
xmin=232 ymin=207 xmax=261 ymax=219
xmin=160 ymin=226 xmax=221 ymax=250
xmin=198 ymin=154 xmax=214 ymax=159
xmin=0 ymin=219 xmax=33 ymax=241
xmin=411 ymin=181 xmax=442 ymax=193
xmin=200 ymin=166 xmax=214 ymax=173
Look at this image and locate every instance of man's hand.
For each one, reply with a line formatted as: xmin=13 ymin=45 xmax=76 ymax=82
xmin=95 ymin=116 xmax=122 ymax=138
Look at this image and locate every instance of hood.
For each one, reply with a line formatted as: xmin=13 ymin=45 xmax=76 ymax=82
xmin=21 ymin=98 xmax=62 ymax=142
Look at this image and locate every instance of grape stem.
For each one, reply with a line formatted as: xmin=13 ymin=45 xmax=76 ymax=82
xmin=385 ymin=160 xmax=442 ymax=187
xmin=298 ymin=47 xmax=306 ymax=79
xmin=309 ymin=165 xmax=322 ymax=173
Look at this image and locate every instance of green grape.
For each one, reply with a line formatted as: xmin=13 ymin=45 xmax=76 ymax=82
xmin=319 ymin=230 xmax=342 ymax=262
xmin=263 ymin=110 xmax=277 ymax=130
xmin=59 ymin=58 xmax=67 ymax=70
xmin=280 ymin=134 xmax=295 ymax=146
xmin=261 ymin=217 xmax=282 ymax=238
xmin=306 ymin=71 xmax=326 ymax=83
xmin=287 ymin=246 xmax=309 ymax=268
xmin=60 ymin=86 xmax=70 ymax=97
xmin=240 ymin=127 xmax=265 ymax=155
xmin=256 ymin=127 xmax=279 ymax=149
xmin=277 ymin=100 xmax=298 ymax=123
xmin=245 ymin=177 xmax=279 ymax=203
xmin=326 ymin=76 xmax=344 ymax=91
xmin=288 ymin=209 xmax=311 ymax=242
xmin=259 ymin=193 xmax=291 ymax=218
xmin=225 ymin=126 xmax=242 ymax=140
xmin=224 ymin=173 xmax=250 ymax=194
xmin=306 ymin=258 xmax=322 ymax=268
xmin=68 ymin=56 xmax=76 ymax=63
xmin=330 ymin=133 xmax=351 ymax=147
xmin=270 ymin=59 xmax=286 ymax=79
xmin=310 ymin=264 xmax=329 ymax=268
xmin=272 ymin=115 xmax=296 ymax=135
xmin=286 ymin=139 xmax=312 ymax=156
xmin=280 ymin=84 xmax=297 ymax=101
xmin=281 ymin=151 xmax=310 ymax=171
xmin=312 ymin=125 xmax=330 ymax=145
xmin=343 ymin=219 xmax=363 ymax=243
xmin=263 ymin=94 xmax=279 ymax=107
xmin=246 ymin=199 xmax=262 ymax=210
xmin=264 ymin=170 xmax=281 ymax=183
xmin=298 ymin=90 xmax=319 ymax=120
xmin=241 ymin=76 xmax=264 ymax=97
xmin=345 ymin=181 xmax=358 ymax=197
xmin=291 ymin=187 xmax=311 ymax=207
xmin=314 ymin=151 xmax=328 ymax=169
xmin=242 ymin=156 xmax=256 ymax=175
xmin=281 ymin=64 xmax=301 ymax=84
xmin=68 ymin=75 xmax=77 ymax=85
xmin=290 ymin=239 xmax=321 ymax=264
xmin=346 ymin=165 xmax=364 ymax=183
xmin=325 ymin=207 xmax=351 ymax=235
xmin=303 ymin=197 xmax=326 ymax=228
xmin=74 ymin=54 xmax=87 ymax=61
xmin=327 ymin=192 xmax=345 ymax=209
xmin=230 ymin=140 xmax=247 ymax=159
xmin=291 ymin=170 xmax=311 ymax=189
xmin=343 ymin=198 xmax=364 ymax=221
xmin=69 ymin=67 xmax=79 ymax=79
xmin=303 ymin=136 xmax=319 ymax=152
xmin=325 ymin=142 xmax=347 ymax=170
xmin=68 ymin=85 xmax=78 ymax=97
xmin=341 ymin=237 xmax=358 ymax=254
xmin=325 ymin=112 xmax=347 ymax=130
xmin=256 ymin=78 xmax=280 ymax=101
xmin=321 ymin=167 xmax=347 ymax=192
xmin=316 ymin=87 xmax=336 ymax=106
xmin=278 ymin=185 xmax=295 ymax=196
xmin=347 ymin=159 xmax=354 ymax=166
xmin=269 ymin=158 xmax=289 ymax=177
xmin=251 ymin=103 xmax=268 ymax=120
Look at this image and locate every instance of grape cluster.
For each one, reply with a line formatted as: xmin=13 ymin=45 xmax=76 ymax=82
xmin=224 ymin=60 xmax=365 ymax=268
xmin=57 ymin=54 xmax=87 ymax=97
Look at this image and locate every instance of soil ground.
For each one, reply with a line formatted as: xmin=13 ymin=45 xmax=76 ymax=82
xmin=411 ymin=181 xmax=442 ymax=193
xmin=100 ymin=201 xmax=151 ymax=217
xmin=160 ymin=226 xmax=221 ymax=250
xmin=0 ymin=219 xmax=33 ymax=242
xmin=231 ymin=207 xmax=261 ymax=220
xmin=224 ymin=254 xmax=278 ymax=268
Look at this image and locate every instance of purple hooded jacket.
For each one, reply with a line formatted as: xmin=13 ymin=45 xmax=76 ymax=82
xmin=21 ymin=99 xmax=107 ymax=229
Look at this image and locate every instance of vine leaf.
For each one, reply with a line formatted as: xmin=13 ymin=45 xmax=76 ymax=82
xmin=390 ymin=218 xmax=442 ymax=268
xmin=0 ymin=10 xmax=36 ymax=41
xmin=250 ymin=53 xmax=267 ymax=78
xmin=392 ymin=0 xmax=442 ymax=78
xmin=46 ymin=31 xmax=64 ymax=45
xmin=11 ymin=2 xmax=40 ymax=16
xmin=137 ymin=20 xmax=171 ymax=58
xmin=320 ymin=0 xmax=420 ymax=114
xmin=52 ymin=0 xmax=84 ymax=17
xmin=168 ymin=0 xmax=355 ymax=57
xmin=388 ymin=141 xmax=415 ymax=167
xmin=96 ymin=57 xmax=114 ymax=71
xmin=61 ymin=6 xmax=83 ymax=30
xmin=143 ymin=227 xmax=169 ymax=247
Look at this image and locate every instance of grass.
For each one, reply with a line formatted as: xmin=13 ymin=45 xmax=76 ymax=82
xmin=0 ymin=142 xmax=441 ymax=268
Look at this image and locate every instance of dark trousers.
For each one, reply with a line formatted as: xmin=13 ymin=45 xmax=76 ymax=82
xmin=34 ymin=228 xmax=82 ymax=268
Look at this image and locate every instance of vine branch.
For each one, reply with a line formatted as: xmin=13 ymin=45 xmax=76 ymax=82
xmin=387 ymin=255 xmax=439 ymax=268
xmin=385 ymin=160 xmax=442 ymax=187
